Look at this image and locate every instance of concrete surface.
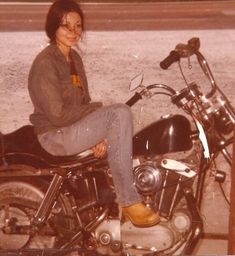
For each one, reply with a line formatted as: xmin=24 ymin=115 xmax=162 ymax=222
xmin=0 ymin=29 xmax=234 ymax=254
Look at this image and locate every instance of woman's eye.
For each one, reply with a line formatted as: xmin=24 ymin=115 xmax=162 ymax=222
xmin=75 ymin=23 xmax=82 ymax=29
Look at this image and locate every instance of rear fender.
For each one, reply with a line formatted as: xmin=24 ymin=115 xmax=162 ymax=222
xmin=0 ymin=152 xmax=53 ymax=169
xmin=0 ymin=153 xmax=54 ymax=178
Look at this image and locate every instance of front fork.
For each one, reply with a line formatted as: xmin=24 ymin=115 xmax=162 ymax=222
xmin=182 ymin=187 xmax=203 ymax=255
xmin=196 ymin=135 xmax=233 ymax=209
xmin=32 ymin=173 xmax=64 ymax=225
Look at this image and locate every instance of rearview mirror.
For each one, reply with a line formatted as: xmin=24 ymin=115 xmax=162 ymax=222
xmin=129 ymin=73 xmax=143 ymax=91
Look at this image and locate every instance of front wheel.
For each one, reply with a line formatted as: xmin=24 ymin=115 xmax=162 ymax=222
xmin=0 ymin=177 xmax=75 ymax=251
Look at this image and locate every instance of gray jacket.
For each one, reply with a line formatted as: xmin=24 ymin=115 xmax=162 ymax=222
xmin=28 ymin=44 xmax=101 ymax=134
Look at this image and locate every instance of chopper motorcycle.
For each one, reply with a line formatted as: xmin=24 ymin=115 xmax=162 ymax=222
xmin=0 ymin=37 xmax=234 ymax=255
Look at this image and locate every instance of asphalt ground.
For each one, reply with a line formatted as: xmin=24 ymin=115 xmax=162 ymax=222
xmin=0 ymin=1 xmax=235 ymax=31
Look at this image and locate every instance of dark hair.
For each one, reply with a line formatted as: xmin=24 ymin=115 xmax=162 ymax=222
xmin=45 ymin=0 xmax=84 ymax=43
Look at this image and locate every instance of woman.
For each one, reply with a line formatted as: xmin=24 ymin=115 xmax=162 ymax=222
xmin=28 ymin=0 xmax=159 ymax=227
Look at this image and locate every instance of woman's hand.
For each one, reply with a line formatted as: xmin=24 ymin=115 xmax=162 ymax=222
xmin=92 ymin=140 xmax=107 ymax=158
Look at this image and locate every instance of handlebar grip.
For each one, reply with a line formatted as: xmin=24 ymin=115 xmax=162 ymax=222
xmin=160 ymin=50 xmax=181 ymax=70
xmin=125 ymin=92 xmax=142 ymax=106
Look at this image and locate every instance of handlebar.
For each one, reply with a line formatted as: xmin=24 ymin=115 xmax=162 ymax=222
xmin=127 ymin=37 xmax=235 ymax=125
xmin=126 ymin=83 xmax=176 ymax=107
xmin=160 ymin=51 xmax=181 ymax=70
xmin=159 ymin=37 xmax=219 ymax=98
xmin=160 ymin=37 xmax=200 ymax=69
xmin=125 ymin=92 xmax=142 ymax=106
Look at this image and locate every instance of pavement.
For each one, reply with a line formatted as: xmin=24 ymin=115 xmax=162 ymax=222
xmin=0 ymin=1 xmax=235 ymax=255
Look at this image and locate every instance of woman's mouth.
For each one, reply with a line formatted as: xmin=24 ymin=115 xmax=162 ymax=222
xmin=68 ymin=37 xmax=78 ymax=42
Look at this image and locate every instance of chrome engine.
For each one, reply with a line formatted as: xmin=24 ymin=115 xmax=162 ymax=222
xmin=94 ymin=208 xmax=192 ymax=255
xmin=134 ymin=164 xmax=162 ymax=196
xmin=93 ymin=151 xmax=199 ymax=255
xmin=133 ymin=156 xmax=197 ymax=218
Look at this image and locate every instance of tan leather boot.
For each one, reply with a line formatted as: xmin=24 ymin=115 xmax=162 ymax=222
xmin=122 ymin=203 xmax=160 ymax=227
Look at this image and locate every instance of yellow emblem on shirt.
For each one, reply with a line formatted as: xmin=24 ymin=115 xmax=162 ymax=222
xmin=71 ymin=74 xmax=83 ymax=90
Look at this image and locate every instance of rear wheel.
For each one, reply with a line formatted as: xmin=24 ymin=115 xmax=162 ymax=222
xmin=0 ymin=177 xmax=75 ymax=250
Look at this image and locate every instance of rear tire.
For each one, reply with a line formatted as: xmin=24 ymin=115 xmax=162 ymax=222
xmin=0 ymin=177 xmax=75 ymax=250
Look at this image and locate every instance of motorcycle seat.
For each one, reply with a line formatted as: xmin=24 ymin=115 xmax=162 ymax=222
xmin=1 ymin=125 xmax=95 ymax=167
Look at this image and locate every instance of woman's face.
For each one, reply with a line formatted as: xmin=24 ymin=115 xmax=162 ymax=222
xmin=55 ymin=11 xmax=82 ymax=54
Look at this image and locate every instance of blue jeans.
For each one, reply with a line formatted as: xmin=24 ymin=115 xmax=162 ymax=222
xmin=38 ymin=103 xmax=141 ymax=207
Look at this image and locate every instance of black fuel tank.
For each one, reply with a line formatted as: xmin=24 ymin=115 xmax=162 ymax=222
xmin=133 ymin=114 xmax=193 ymax=156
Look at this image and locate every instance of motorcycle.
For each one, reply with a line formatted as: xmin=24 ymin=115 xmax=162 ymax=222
xmin=0 ymin=37 xmax=234 ymax=256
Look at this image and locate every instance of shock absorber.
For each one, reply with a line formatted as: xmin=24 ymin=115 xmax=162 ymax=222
xmin=32 ymin=172 xmax=65 ymax=225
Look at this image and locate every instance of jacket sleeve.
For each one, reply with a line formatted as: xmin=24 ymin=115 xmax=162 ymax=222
xmin=28 ymin=58 xmax=102 ymax=127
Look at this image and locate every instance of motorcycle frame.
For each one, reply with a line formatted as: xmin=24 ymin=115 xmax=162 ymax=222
xmin=30 ymin=167 xmax=111 ymax=249
xmin=0 ymin=152 xmax=205 ymax=255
